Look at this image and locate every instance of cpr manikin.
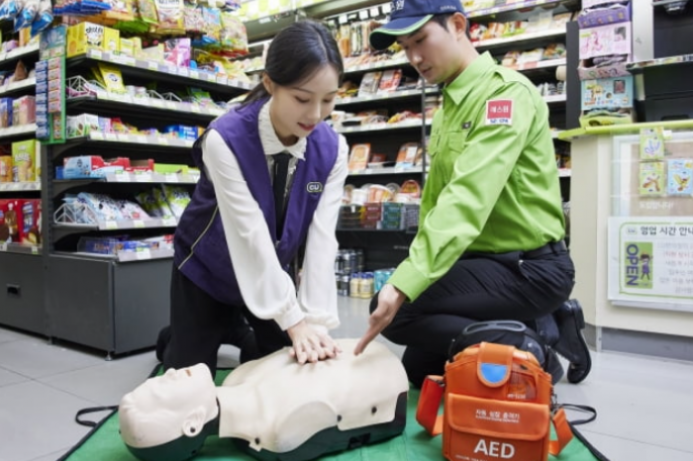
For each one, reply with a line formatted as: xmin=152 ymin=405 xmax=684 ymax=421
xmin=119 ymin=339 xmax=409 ymax=461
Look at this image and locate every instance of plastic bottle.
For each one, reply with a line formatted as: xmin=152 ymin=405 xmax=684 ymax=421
xmin=349 ymin=273 xmax=361 ymax=298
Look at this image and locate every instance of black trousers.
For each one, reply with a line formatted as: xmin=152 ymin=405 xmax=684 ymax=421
xmin=163 ymin=265 xmax=291 ymax=377
xmin=371 ymin=248 xmax=575 ymax=387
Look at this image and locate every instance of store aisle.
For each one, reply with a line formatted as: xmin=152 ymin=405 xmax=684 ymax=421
xmin=1 ymin=297 xmax=692 ymax=461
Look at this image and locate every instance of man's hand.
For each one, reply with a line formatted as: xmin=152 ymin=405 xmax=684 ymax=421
xmin=354 ymin=284 xmax=406 ymax=356
xmin=287 ymin=320 xmax=341 ymax=364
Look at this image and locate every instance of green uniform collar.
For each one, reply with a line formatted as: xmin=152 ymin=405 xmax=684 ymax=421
xmin=443 ymin=52 xmax=495 ymax=106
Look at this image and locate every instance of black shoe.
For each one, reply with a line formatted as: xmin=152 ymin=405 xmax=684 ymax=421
xmin=544 ymin=347 xmax=564 ymax=385
xmin=155 ymin=326 xmax=171 ymax=363
xmin=552 ymin=299 xmax=592 ymax=384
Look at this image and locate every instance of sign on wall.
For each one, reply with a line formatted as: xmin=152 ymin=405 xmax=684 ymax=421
xmin=608 ymin=217 xmax=693 ymax=312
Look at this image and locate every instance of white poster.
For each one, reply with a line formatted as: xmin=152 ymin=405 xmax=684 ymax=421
xmin=608 ymin=217 xmax=693 ymax=312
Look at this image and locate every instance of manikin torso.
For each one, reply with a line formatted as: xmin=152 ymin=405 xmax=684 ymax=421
xmin=217 ymin=338 xmax=409 ymax=453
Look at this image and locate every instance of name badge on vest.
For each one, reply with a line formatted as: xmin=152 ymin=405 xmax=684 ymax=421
xmin=307 ymin=182 xmax=324 ymax=194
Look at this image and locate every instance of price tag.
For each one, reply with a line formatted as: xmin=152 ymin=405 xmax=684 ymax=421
xmin=105 ymin=133 xmax=119 ymax=142
xmin=135 ymin=249 xmax=152 ymax=260
xmin=11 ymin=183 xmax=20 ymax=191
xmin=151 ymin=99 xmax=164 ymax=108
xmin=91 ymin=132 xmax=104 ymax=140
xmin=157 ymin=138 xmax=169 ymax=146
xmin=338 ymin=14 xmax=348 ymax=24
xmin=359 ymin=10 xmax=369 ymax=20
xmin=189 ymin=70 xmax=200 ymax=79
xmin=31 ymin=246 xmax=39 ymax=255
xmin=191 ymin=105 xmax=201 ymax=113
xmin=162 ymin=217 xmax=177 ymax=227
xmin=133 ymin=220 xmax=146 ymax=228
xmin=164 ymin=173 xmax=179 ymax=183
xmin=177 ymin=67 xmax=189 ymax=77
xmin=217 ymin=76 xmax=228 ymax=85
xmin=0 ymin=242 xmax=7 ymax=252
xmin=135 ymin=172 xmax=153 ymax=182
xmin=114 ymin=173 xmax=130 ymax=182
xmin=148 ymin=61 xmax=159 ymax=71
xmin=104 ymin=221 xmax=119 ymax=230
xmin=382 ymin=3 xmax=391 ymax=13
xmin=134 ymin=135 xmax=147 ymax=144
xmin=91 ymin=50 xmax=103 ymax=60
xmin=165 ymin=102 xmax=177 ymax=110
xmin=370 ymin=7 xmax=379 ymax=17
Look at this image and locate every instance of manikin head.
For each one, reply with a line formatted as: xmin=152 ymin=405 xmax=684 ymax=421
xmin=119 ymin=363 xmax=219 ymax=461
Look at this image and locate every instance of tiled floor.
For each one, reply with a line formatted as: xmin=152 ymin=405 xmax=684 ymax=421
xmin=1 ymin=297 xmax=693 ymax=461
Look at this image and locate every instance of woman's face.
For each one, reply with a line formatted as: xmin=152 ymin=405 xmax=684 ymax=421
xmin=265 ymin=64 xmax=340 ymax=146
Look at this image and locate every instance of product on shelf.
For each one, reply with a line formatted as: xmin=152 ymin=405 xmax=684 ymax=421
xmin=470 ymin=11 xmax=574 ymax=43
xmin=66 ymin=22 xmax=120 ymax=58
xmin=161 ymin=184 xmax=191 ymax=218
xmin=136 ymin=189 xmax=175 ymax=218
xmin=66 ymin=113 xmax=100 ymax=138
xmin=0 ymin=156 xmax=11 ymax=182
xmin=347 ymin=144 xmax=370 ymax=171
xmin=0 ymin=198 xmax=41 ymax=244
xmin=77 ymin=234 xmax=174 ymax=256
xmin=395 ymin=142 xmax=421 ymax=168
xmin=12 ymin=139 xmax=40 ymax=182
xmin=357 ymin=71 xmax=382 ymax=97
xmin=0 ymin=94 xmax=37 ymax=129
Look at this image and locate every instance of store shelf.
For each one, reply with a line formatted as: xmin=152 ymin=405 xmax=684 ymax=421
xmin=0 ymin=77 xmax=36 ymax=97
xmin=348 ymin=166 xmax=423 ymax=177
xmin=53 ymin=172 xmax=199 ymax=194
xmin=67 ymin=94 xmax=225 ymax=121
xmin=0 ymin=181 xmax=41 ymax=192
xmin=335 ymin=88 xmax=438 ymax=107
xmin=0 ymin=124 xmax=37 ymax=141
xmin=0 ymin=43 xmax=40 ymax=66
xmin=505 ymin=58 xmax=566 ymax=72
xmin=54 ymin=217 xmax=179 ymax=232
xmin=544 ymin=94 xmax=567 ymax=104
xmin=337 ymin=119 xmax=432 ymax=134
xmin=466 ymin=0 xmax=569 ymax=19
xmin=474 ymin=29 xmax=566 ymax=50
xmin=0 ymin=242 xmax=41 ymax=255
xmin=559 ymin=168 xmax=571 ymax=178
xmin=61 ymin=132 xmax=195 ymax=152
xmin=69 ymin=50 xmax=253 ymax=95
xmin=344 ymin=58 xmax=411 ymax=75
xmin=57 ymin=248 xmax=175 ymax=263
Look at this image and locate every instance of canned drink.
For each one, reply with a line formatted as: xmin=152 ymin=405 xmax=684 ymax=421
xmin=355 ymin=249 xmax=365 ymax=272
xmin=343 ymin=251 xmax=356 ymax=276
xmin=334 ymin=251 xmax=344 ymax=274
xmin=337 ymin=275 xmax=350 ymax=296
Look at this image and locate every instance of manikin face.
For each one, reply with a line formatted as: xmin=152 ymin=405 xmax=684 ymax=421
xmin=396 ymin=17 xmax=465 ymax=86
xmin=119 ymin=363 xmax=219 ymax=449
xmin=264 ymin=65 xmax=340 ymax=146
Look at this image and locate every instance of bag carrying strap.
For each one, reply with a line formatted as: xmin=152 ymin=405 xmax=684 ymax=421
xmin=416 ymin=377 xmax=574 ymax=456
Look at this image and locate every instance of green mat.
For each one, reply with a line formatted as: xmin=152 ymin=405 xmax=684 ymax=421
xmin=60 ymin=368 xmax=609 ymax=461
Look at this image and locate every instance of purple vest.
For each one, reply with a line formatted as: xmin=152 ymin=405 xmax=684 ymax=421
xmin=174 ymin=100 xmax=339 ymax=305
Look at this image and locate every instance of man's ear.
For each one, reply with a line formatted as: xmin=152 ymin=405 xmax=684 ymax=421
xmin=182 ymin=406 xmax=208 ymax=438
xmin=450 ymin=12 xmax=468 ymax=40
xmin=262 ymin=73 xmax=274 ymax=96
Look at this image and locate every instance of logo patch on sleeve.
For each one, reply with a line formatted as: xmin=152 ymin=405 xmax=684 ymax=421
xmin=485 ymin=99 xmax=513 ymax=126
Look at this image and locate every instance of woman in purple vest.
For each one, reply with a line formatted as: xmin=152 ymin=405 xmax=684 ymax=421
xmin=157 ymin=21 xmax=349 ymax=377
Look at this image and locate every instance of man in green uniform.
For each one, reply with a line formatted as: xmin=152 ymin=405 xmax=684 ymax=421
xmin=354 ymin=0 xmax=591 ymax=387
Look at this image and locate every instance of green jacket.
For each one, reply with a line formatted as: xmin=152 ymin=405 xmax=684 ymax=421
xmin=389 ymin=52 xmax=566 ymax=301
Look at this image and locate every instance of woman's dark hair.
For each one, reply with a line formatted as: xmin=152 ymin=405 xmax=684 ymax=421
xmin=242 ymin=20 xmax=344 ymax=105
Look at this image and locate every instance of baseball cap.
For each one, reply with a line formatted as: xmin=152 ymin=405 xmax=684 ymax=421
xmin=369 ymin=0 xmax=464 ymax=51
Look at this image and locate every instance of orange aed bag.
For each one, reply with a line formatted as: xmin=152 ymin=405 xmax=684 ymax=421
xmin=416 ymin=342 xmax=573 ymax=461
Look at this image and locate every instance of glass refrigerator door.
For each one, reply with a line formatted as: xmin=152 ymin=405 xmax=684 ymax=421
xmin=608 ymin=131 xmax=693 ymax=312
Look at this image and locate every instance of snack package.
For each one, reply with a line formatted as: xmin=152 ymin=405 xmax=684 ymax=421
xmin=20 ymin=199 xmax=40 ymax=244
xmin=0 ymin=156 xmax=12 ymax=182
xmin=161 ymin=185 xmax=190 ymax=218
xmin=163 ymin=38 xmax=191 ymax=68
xmin=117 ymin=200 xmax=150 ymax=220
xmin=378 ymin=69 xmax=402 ymax=94
xmin=137 ymin=0 xmax=158 ymax=24
xmin=396 ymin=142 xmax=420 ymax=168
xmin=0 ymin=199 xmax=21 ymax=243
xmin=30 ymin=0 xmax=53 ymax=37
xmin=358 ymin=72 xmax=382 ymax=97
xmin=220 ymin=12 xmax=248 ymax=55
xmin=183 ymin=5 xmax=204 ymax=34
xmin=12 ymin=139 xmax=38 ymax=182
xmin=136 ymin=189 xmax=174 ymax=218
xmin=14 ymin=0 xmax=38 ymax=32
xmin=155 ymin=0 xmax=185 ymax=35
xmin=97 ymin=63 xmax=126 ymax=93
xmin=77 ymin=192 xmax=125 ymax=222
xmin=348 ymin=144 xmax=371 ymax=171
xmin=67 ymin=22 xmax=120 ymax=57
